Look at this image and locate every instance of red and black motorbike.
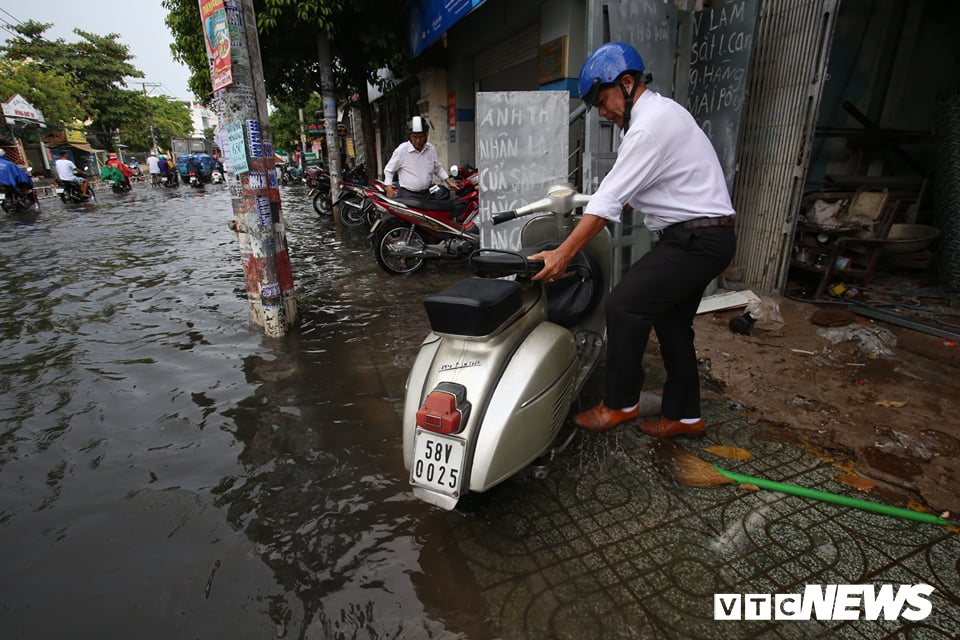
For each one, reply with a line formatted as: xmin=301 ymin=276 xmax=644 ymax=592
xmin=368 ymin=165 xmax=480 ymax=275
xmin=331 ymin=164 xmax=376 ymax=228
xmin=306 ymin=165 xmax=333 ymax=216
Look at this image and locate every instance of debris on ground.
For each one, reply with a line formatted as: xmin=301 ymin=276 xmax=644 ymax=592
xmin=816 ymin=324 xmax=897 ymax=357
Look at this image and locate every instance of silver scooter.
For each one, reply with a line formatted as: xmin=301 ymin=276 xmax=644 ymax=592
xmin=402 ymin=184 xmax=613 ymax=510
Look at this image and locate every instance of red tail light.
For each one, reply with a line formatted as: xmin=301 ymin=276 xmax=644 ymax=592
xmin=416 ymin=382 xmax=471 ymax=434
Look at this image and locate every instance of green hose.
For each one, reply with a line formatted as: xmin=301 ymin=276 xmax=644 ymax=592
xmin=714 ymin=466 xmax=960 ymax=528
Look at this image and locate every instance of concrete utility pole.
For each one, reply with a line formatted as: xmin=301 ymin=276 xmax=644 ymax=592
xmin=298 ymin=107 xmax=308 ymax=156
xmin=317 ymin=31 xmax=341 ymax=223
xmin=141 ymin=82 xmax=161 ymax=152
xmin=206 ymin=0 xmax=297 ymax=336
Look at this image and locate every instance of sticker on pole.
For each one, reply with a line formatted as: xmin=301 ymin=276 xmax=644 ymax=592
xmin=226 ymin=120 xmax=248 ymax=175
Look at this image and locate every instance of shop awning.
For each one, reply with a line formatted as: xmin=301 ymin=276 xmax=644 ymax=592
xmin=410 ymin=0 xmax=486 ymax=58
xmin=68 ymin=142 xmax=103 ymax=153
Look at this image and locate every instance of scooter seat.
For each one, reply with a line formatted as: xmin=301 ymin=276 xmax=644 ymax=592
xmin=424 ymin=278 xmax=523 ymax=337
xmin=396 ymin=196 xmax=458 ymax=212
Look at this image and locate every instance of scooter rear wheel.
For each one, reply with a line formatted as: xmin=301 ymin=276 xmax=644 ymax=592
xmin=313 ymin=190 xmax=332 ymax=216
xmin=374 ymin=218 xmax=426 ymax=275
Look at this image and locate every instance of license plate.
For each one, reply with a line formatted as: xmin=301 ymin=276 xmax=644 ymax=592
xmin=55 ymin=188 xmax=65 ymax=194
xmin=410 ymin=429 xmax=465 ymax=496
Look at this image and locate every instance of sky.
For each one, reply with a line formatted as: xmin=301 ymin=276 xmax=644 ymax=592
xmin=0 ymin=1 xmax=194 ymax=101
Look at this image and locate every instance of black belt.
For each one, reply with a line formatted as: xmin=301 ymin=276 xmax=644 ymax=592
xmin=654 ymin=216 xmax=735 ymax=241
xmin=671 ymin=215 xmax=735 ymax=230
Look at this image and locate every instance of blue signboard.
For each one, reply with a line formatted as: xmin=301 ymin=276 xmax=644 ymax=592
xmin=410 ymin=0 xmax=486 ymax=58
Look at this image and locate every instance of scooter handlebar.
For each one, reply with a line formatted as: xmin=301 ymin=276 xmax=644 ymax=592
xmin=491 ymin=210 xmax=517 ymax=225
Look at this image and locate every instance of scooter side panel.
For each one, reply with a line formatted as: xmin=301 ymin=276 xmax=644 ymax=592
xmin=402 ymin=333 xmax=442 ymax=468
xmin=402 ymin=308 xmax=538 ymax=471
xmin=469 ymin=322 xmax=577 ymax=492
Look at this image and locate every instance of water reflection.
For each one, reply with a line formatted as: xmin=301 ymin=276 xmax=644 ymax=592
xmin=0 ymin=183 xmax=495 ymax=639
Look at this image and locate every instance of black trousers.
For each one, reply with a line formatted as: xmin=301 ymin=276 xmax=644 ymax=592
xmin=604 ymin=224 xmax=736 ymax=418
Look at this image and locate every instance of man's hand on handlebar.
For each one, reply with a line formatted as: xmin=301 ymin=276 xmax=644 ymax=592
xmin=528 ymin=247 xmax=572 ymax=283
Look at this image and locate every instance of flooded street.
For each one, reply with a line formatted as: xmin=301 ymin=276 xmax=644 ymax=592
xmin=0 ymin=184 xmax=494 ymax=639
xmin=4 ymin=183 xmax=959 ymax=640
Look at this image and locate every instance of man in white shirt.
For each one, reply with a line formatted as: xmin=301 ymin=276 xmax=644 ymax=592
xmin=146 ymin=152 xmax=162 ymax=186
xmin=55 ymin=151 xmax=88 ymax=196
xmin=531 ymin=42 xmax=737 ymax=438
xmin=383 ymin=116 xmax=457 ymax=199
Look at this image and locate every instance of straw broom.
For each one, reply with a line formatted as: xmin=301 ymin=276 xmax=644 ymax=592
xmin=650 ymin=438 xmax=960 ymax=528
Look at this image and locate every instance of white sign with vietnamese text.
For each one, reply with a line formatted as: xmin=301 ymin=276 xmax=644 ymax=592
xmin=2 ymin=94 xmax=44 ymax=123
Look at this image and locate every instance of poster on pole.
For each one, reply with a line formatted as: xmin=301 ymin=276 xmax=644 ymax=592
xmin=199 ymin=0 xmax=233 ymax=91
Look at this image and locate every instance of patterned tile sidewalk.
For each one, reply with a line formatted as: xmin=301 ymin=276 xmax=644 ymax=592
xmin=446 ymin=401 xmax=960 ymax=639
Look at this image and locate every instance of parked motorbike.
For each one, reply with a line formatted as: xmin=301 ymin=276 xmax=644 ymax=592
xmin=308 ymin=166 xmax=333 ymax=216
xmin=368 ymin=168 xmax=481 ymax=275
xmin=331 ymin=164 xmax=373 ymax=228
xmin=0 ymin=183 xmax=40 ymax=214
xmin=303 ymin=164 xmax=327 ymax=189
xmin=401 ymin=184 xmax=611 ymax=510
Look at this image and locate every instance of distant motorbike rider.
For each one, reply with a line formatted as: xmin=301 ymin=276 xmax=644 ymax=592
xmin=0 ymin=148 xmax=34 ymax=191
xmin=147 ymin=152 xmax=162 ymax=185
xmin=157 ymin=154 xmax=178 ymax=184
xmin=186 ymin=154 xmax=204 ymax=182
xmin=383 ymin=116 xmax=457 ymax=199
xmin=106 ymin=153 xmax=133 ymax=190
xmin=55 ymin=150 xmax=89 ymax=196
xmin=210 ymin=154 xmax=224 ymax=174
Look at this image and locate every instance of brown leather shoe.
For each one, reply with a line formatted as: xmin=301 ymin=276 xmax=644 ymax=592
xmin=638 ymin=417 xmax=706 ymax=437
xmin=573 ymin=401 xmax=639 ymax=432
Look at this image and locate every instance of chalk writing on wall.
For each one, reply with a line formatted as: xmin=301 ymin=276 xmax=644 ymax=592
xmin=687 ymin=0 xmax=759 ymax=192
xmin=476 ymin=91 xmax=569 ymax=250
xmin=610 ymin=0 xmax=678 ymax=95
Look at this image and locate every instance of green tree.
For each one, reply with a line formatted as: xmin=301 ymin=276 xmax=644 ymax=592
xmin=118 ymin=96 xmax=193 ymax=153
xmin=0 ymin=20 xmax=147 ymax=149
xmin=0 ymin=58 xmax=80 ymax=128
xmin=163 ymin=0 xmax=409 ymax=165
xmin=269 ymin=94 xmax=325 ymax=157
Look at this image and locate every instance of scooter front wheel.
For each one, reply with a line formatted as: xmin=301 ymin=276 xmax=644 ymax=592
xmin=374 ymin=218 xmax=426 ymax=275
xmin=338 ymin=193 xmax=368 ymax=228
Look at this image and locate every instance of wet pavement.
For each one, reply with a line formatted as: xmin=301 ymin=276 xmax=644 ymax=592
xmin=444 ymin=402 xmax=960 ymax=638
xmin=0 ymin=182 xmax=957 ymax=639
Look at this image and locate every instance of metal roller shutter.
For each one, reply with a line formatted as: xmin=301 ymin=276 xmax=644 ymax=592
xmin=474 ymin=23 xmax=540 ymax=81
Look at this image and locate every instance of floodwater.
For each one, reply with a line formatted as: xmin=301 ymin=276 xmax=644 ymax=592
xmin=0 ymin=184 xmax=497 ymax=639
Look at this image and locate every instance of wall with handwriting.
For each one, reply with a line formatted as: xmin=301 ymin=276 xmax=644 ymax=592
xmin=687 ymin=0 xmax=759 ymax=192
xmin=476 ymin=91 xmax=570 ymax=250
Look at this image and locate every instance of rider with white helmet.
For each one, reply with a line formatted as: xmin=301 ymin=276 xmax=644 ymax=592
xmin=383 ymin=116 xmax=457 ymax=199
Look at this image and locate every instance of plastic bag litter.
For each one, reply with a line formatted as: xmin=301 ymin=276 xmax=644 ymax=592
xmin=745 ymin=297 xmax=784 ymax=332
xmin=816 ymin=324 xmax=897 ymax=357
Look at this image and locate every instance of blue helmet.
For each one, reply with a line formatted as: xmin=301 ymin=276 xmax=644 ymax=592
xmin=578 ymin=42 xmax=646 ymax=107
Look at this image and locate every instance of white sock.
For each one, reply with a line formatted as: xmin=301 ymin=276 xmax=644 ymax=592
xmin=680 ymin=418 xmax=702 ymax=424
